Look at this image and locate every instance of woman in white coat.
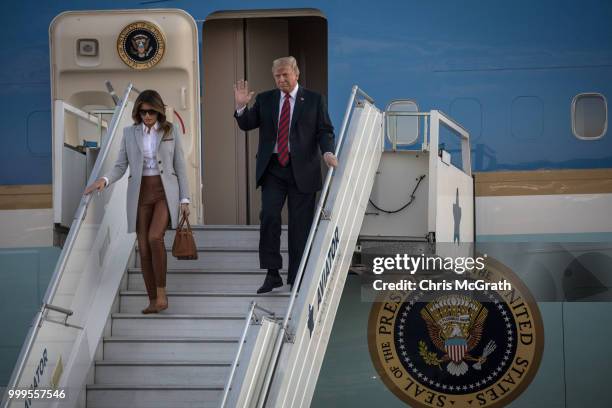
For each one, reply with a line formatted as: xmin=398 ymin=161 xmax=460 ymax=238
xmin=85 ymin=90 xmax=190 ymax=313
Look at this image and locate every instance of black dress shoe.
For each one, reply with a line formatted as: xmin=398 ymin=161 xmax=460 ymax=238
xmin=257 ymin=275 xmax=284 ymax=294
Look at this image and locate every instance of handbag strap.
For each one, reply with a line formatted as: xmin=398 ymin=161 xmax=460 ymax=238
xmin=177 ymin=213 xmax=192 ymax=232
xmin=177 ymin=214 xmax=186 ymax=230
xmin=183 ymin=215 xmax=192 ymax=232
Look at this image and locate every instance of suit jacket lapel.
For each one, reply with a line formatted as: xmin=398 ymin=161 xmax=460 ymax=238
xmin=272 ymin=91 xmax=280 ymax=134
xmin=290 ymin=87 xmax=305 ymax=131
xmin=134 ymin=125 xmax=144 ymax=154
xmin=155 ymin=126 xmax=164 ymax=151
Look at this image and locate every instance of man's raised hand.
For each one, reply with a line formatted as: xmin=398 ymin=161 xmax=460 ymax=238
xmin=234 ymin=79 xmax=254 ymax=110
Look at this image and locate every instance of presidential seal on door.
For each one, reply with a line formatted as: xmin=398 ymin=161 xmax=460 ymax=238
xmin=117 ymin=21 xmax=165 ymax=70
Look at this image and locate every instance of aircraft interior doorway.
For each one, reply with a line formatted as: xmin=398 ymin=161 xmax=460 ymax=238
xmin=202 ymin=9 xmax=328 ymax=225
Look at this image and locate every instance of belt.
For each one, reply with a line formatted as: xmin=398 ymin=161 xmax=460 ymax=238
xmin=271 ymin=153 xmax=291 ymax=165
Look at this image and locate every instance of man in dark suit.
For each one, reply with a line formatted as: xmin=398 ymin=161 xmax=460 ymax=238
xmin=234 ymin=56 xmax=338 ymax=293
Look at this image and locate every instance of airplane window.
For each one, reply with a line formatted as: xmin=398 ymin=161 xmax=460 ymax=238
xmin=572 ymin=93 xmax=607 ymax=139
xmin=386 ymin=100 xmax=419 ymax=146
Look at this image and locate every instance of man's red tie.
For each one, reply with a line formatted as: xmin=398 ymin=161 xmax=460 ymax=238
xmin=277 ymin=92 xmax=291 ymax=166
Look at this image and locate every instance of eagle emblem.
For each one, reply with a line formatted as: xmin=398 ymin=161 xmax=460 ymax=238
xmin=130 ymin=34 xmax=153 ymax=59
xmin=419 ymin=294 xmax=496 ymax=376
xmin=117 ymin=21 xmax=165 ymax=70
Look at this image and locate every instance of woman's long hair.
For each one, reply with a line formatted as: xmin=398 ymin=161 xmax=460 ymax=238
xmin=132 ymin=89 xmax=173 ymax=138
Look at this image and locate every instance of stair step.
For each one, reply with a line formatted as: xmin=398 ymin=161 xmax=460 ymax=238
xmin=136 ymin=246 xmax=289 ymax=253
xmin=134 ymin=248 xmax=289 ymax=269
xmin=187 ymin=225 xmax=287 ymax=231
xmin=127 ymin=269 xmax=289 ymax=292
xmin=94 ymin=360 xmax=231 ymax=385
xmin=103 ymin=337 xmax=240 ymax=361
xmin=162 ymin=227 xmax=288 ymax=249
xmin=119 ymin=291 xmax=290 ymax=314
xmin=111 ymin=313 xmax=274 ymax=337
xmin=86 ymin=384 xmax=223 ymax=408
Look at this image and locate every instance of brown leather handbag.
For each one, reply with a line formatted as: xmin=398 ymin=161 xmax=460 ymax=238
xmin=172 ymin=215 xmax=198 ymax=260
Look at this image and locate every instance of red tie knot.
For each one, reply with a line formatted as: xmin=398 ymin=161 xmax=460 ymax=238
xmin=284 ymin=92 xmax=291 ymax=100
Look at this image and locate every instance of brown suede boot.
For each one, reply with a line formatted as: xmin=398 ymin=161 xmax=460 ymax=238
xmin=142 ymin=299 xmax=158 ymax=314
xmin=156 ymin=287 xmax=168 ymax=312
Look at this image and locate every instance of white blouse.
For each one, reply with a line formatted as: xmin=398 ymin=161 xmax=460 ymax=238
xmin=142 ymin=122 xmax=160 ymax=176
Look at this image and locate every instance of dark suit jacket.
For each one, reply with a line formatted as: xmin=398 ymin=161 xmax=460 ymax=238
xmin=234 ymin=86 xmax=335 ymax=193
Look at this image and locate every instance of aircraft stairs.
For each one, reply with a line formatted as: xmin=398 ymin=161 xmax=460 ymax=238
xmin=85 ymin=225 xmax=290 ymax=407
xmin=1 ymin=84 xmax=474 ymax=408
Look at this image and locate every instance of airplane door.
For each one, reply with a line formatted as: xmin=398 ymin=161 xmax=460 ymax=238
xmin=50 ymin=9 xmax=202 ymax=226
xmin=202 ymin=10 xmax=328 ymax=225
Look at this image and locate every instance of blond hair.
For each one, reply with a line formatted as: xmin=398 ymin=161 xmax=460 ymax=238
xmin=272 ymin=56 xmax=300 ymax=75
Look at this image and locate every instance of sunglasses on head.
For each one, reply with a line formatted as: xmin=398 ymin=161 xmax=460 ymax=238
xmin=139 ymin=109 xmax=158 ymax=117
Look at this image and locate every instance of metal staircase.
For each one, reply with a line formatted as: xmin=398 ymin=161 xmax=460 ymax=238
xmin=86 ymin=226 xmax=290 ymax=408
xmin=2 ymin=84 xmax=471 ymax=408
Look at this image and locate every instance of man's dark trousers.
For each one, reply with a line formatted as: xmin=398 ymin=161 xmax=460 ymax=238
xmin=260 ymin=154 xmax=315 ymax=285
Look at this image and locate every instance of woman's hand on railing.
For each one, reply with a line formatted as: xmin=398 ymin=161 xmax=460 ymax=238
xmin=83 ymin=178 xmax=107 ymax=195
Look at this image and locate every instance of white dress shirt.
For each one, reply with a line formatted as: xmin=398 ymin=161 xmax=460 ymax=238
xmin=142 ymin=122 xmax=161 ymax=176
